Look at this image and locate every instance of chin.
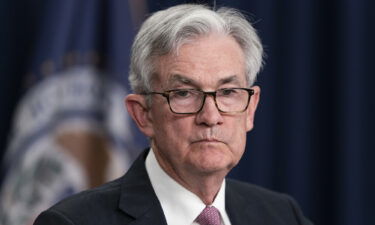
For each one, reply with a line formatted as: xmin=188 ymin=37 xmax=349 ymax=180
xmin=191 ymin=155 xmax=234 ymax=174
xmin=192 ymin=164 xmax=233 ymax=176
xmin=188 ymin=143 xmax=238 ymax=172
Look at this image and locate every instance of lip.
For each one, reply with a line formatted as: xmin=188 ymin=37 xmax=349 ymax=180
xmin=192 ymin=138 xmax=222 ymax=143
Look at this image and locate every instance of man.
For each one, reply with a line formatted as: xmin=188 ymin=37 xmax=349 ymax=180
xmin=34 ymin=4 xmax=313 ymax=225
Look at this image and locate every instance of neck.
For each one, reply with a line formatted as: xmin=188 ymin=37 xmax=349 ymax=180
xmin=153 ymin=149 xmax=228 ymax=205
xmin=185 ymin=175 xmax=225 ymax=205
xmin=169 ymin=167 xmax=226 ymax=205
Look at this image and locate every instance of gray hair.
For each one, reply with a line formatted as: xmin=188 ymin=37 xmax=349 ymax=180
xmin=129 ymin=4 xmax=263 ymax=93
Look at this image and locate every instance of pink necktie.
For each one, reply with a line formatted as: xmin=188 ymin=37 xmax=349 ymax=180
xmin=195 ymin=206 xmax=222 ymax=225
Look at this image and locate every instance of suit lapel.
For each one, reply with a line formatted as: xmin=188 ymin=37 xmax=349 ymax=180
xmin=118 ymin=150 xmax=167 ymax=225
xmin=226 ymin=180 xmax=265 ymax=225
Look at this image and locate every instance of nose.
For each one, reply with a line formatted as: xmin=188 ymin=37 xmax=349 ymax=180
xmin=195 ymin=95 xmax=223 ymax=126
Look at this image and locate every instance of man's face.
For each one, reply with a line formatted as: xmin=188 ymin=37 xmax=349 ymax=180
xmin=142 ymin=34 xmax=259 ymax=178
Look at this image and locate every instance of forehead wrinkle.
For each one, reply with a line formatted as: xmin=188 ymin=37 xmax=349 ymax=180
xmin=166 ymin=74 xmax=243 ymax=90
xmin=218 ymin=75 xmax=242 ymax=86
xmin=167 ymin=74 xmax=199 ymax=88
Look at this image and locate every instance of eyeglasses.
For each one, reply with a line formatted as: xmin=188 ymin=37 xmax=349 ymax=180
xmin=142 ymin=88 xmax=254 ymax=114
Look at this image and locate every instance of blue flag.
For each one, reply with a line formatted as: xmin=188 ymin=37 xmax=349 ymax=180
xmin=0 ymin=1 xmax=147 ymax=225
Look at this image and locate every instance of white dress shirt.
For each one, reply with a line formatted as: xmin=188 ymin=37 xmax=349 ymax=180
xmin=145 ymin=149 xmax=232 ymax=225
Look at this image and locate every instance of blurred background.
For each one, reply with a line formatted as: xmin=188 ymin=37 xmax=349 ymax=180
xmin=0 ymin=0 xmax=374 ymax=225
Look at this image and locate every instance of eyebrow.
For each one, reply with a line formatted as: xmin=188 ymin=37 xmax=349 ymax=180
xmin=168 ymin=74 xmax=197 ymax=87
xmin=218 ymin=75 xmax=242 ymax=86
xmin=167 ymin=74 xmax=242 ymax=88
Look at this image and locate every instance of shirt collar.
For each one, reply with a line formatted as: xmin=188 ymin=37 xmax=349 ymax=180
xmin=145 ymin=148 xmax=229 ymax=225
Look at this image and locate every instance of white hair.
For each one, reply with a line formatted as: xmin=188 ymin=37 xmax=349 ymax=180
xmin=129 ymin=4 xmax=263 ymax=93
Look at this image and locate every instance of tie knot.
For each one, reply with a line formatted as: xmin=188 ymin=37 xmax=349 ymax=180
xmin=195 ymin=206 xmax=222 ymax=225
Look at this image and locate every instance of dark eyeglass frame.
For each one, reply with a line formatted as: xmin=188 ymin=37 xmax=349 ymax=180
xmin=141 ymin=88 xmax=254 ymax=115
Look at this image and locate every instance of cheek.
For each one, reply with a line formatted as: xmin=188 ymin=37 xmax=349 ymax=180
xmin=152 ymin=113 xmax=192 ymax=147
xmin=228 ymin=117 xmax=248 ymax=152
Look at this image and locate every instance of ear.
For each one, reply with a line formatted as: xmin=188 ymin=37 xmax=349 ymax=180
xmin=245 ymin=86 xmax=260 ymax=131
xmin=125 ymin=94 xmax=155 ymax=137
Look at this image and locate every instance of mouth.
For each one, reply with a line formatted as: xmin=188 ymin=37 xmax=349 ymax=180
xmin=192 ymin=138 xmax=223 ymax=144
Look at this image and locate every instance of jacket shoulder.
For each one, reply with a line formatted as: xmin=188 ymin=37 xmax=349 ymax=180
xmin=227 ymin=179 xmax=290 ymax=201
xmin=226 ymin=179 xmax=314 ymax=225
xmin=34 ymin=177 xmax=132 ymax=225
xmin=53 ymin=176 xmax=122 ymax=211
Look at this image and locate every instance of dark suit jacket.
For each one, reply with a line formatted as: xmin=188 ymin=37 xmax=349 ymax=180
xmin=34 ymin=150 xmax=313 ymax=225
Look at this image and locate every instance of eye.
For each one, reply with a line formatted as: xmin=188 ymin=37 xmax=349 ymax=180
xmin=171 ymin=89 xmax=192 ymax=98
xmin=176 ymin=90 xmax=189 ymax=96
xmin=220 ymin=88 xmax=238 ymax=96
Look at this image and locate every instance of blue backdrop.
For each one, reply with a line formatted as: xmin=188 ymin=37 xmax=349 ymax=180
xmin=1 ymin=1 xmax=374 ymax=225
xmin=147 ymin=1 xmax=375 ymax=225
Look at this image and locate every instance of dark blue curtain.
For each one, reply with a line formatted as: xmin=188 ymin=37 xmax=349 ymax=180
xmin=0 ymin=1 xmax=36 ymax=165
xmin=1 ymin=1 xmax=374 ymax=225
xmin=147 ymin=1 xmax=374 ymax=225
